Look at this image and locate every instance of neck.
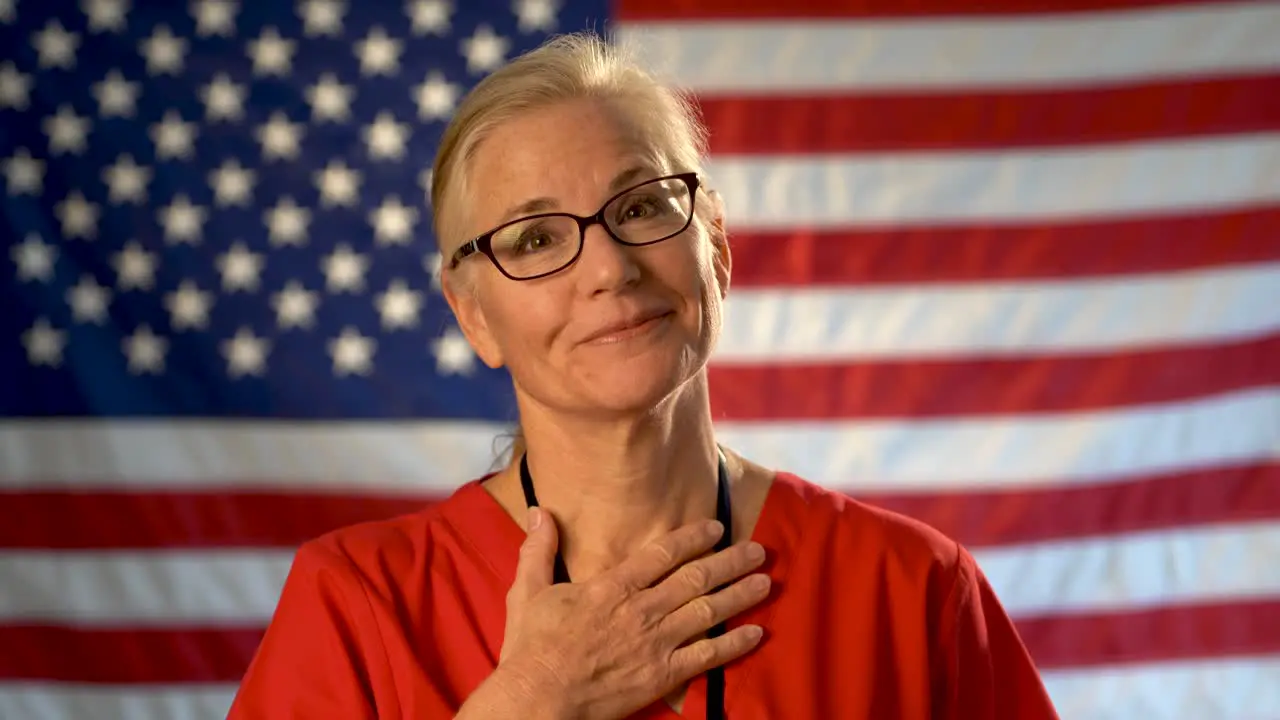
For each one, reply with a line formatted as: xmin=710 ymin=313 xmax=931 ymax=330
xmin=514 ymin=377 xmax=721 ymax=580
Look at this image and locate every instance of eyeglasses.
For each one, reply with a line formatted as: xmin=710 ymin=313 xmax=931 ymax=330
xmin=448 ymin=172 xmax=701 ymax=281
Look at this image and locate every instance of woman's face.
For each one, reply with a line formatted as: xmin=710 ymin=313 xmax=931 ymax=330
xmin=442 ymin=98 xmax=731 ymax=420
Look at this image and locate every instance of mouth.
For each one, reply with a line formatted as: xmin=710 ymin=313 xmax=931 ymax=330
xmin=581 ymin=309 xmax=674 ymax=345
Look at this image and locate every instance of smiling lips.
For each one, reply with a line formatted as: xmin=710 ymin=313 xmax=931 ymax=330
xmin=580 ymin=309 xmax=673 ymax=345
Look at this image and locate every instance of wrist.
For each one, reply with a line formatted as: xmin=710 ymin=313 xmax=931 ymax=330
xmin=483 ymin=661 xmax=577 ymax=720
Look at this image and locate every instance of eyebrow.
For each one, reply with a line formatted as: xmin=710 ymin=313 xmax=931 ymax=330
xmin=496 ymin=165 xmax=654 ymax=225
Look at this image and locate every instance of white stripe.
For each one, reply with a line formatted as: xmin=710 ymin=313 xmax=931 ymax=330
xmin=2 ymin=388 xmax=1276 ymax=493
xmin=1041 ymin=655 xmax=1280 ymax=720
xmin=0 ymin=684 xmax=236 ymax=720
xmin=1 ymin=523 xmax=1275 ymax=624
xmin=618 ymin=3 xmax=1280 ymax=94
xmin=718 ymin=262 xmax=1280 ymax=361
xmin=1 ymin=656 xmax=1275 ymax=720
xmin=973 ymin=522 xmax=1280 ymax=615
xmin=705 ymin=134 xmax=1280 ymax=229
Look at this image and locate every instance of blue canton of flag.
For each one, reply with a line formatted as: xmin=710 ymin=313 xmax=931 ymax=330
xmin=1 ymin=0 xmax=608 ymax=420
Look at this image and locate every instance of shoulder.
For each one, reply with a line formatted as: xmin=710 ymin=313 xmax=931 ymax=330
xmin=765 ymin=472 xmax=967 ymax=584
xmin=288 ymin=479 xmax=494 ymax=597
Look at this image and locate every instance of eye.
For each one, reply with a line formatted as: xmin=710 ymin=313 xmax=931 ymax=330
xmin=616 ymin=195 xmax=666 ymax=223
xmin=513 ymin=228 xmax=555 ymax=254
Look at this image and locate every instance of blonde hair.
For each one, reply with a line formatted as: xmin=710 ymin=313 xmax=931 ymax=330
xmin=428 ymin=31 xmax=714 ymax=466
xmin=429 ymin=30 xmax=710 ymax=254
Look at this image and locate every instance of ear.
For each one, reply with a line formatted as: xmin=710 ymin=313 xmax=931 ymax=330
xmin=441 ymin=264 xmax=506 ymax=369
xmin=706 ymin=189 xmax=732 ymax=299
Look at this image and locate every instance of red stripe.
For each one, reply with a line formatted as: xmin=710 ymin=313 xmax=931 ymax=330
xmin=863 ymin=461 xmax=1280 ymax=548
xmin=727 ymin=205 xmax=1280 ymax=287
xmin=3 ymin=597 xmax=1275 ymax=682
xmin=616 ymin=0 xmax=1224 ymax=20
xmin=0 ymin=625 xmax=263 ymax=683
xmin=0 ymin=490 xmax=430 ymax=549
xmin=2 ymin=462 xmax=1276 ymax=551
xmin=700 ymin=75 xmax=1280 ymax=154
xmin=709 ymin=334 xmax=1280 ymax=420
xmin=1017 ymin=599 xmax=1280 ymax=670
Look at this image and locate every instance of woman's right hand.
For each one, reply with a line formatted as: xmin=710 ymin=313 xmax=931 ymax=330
xmin=480 ymin=506 xmax=771 ymax=720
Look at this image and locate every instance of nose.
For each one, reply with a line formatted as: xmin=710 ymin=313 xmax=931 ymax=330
xmin=575 ymin=222 xmax=640 ymax=295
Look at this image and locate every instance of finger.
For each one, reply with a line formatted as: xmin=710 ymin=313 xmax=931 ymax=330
xmin=608 ymin=520 xmax=725 ymax=593
xmin=668 ymin=624 xmax=765 ymax=683
xmin=660 ymin=573 xmax=772 ymax=643
xmin=509 ymin=507 xmax=559 ymax=607
xmin=643 ymin=541 xmax=766 ymax=617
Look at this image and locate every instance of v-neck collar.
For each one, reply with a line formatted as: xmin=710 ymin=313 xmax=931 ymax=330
xmin=438 ymin=472 xmax=805 ymax=719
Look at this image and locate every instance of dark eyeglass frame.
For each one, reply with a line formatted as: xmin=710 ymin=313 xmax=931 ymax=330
xmin=447 ymin=172 xmax=701 ymax=281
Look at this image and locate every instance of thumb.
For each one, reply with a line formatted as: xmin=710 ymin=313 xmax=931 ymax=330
xmin=511 ymin=506 xmax=558 ymax=604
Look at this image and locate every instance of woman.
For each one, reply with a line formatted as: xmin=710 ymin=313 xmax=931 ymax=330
xmin=229 ymin=32 xmax=1060 ymax=720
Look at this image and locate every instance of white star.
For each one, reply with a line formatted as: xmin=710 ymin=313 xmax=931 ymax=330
xmin=102 ymin=154 xmax=151 ymax=204
xmin=461 ymin=25 xmax=509 ymax=74
xmin=264 ymin=195 xmax=310 ymax=246
xmin=150 ymin=110 xmax=198 ymax=160
xmin=200 ymin=73 xmax=246 ymax=122
xmin=55 ymin=191 xmax=100 ymax=240
xmin=67 ymin=274 xmax=113 ymax=324
xmin=513 ymin=0 xmax=558 ymax=32
xmin=82 ymin=0 xmax=130 ymax=33
xmin=43 ymin=105 xmax=91 ymax=155
xmin=10 ymin=234 xmax=58 ymax=282
xmin=246 ymin=26 xmax=295 ymax=76
xmin=425 ymin=252 xmax=443 ymax=290
xmin=376 ymin=278 xmax=423 ymax=330
xmin=363 ymin=112 xmax=410 ymax=161
xmin=216 ymin=241 xmax=264 ymax=292
xmin=140 ymin=25 xmax=188 ymax=75
xmin=191 ymin=0 xmax=237 ymax=37
xmin=165 ymin=279 xmax=214 ymax=330
xmin=221 ymin=327 xmax=270 ymax=378
xmin=305 ymin=73 xmax=353 ymax=123
xmin=271 ymin=280 xmax=319 ymax=329
xmin=314 ymin=159 xmax=361 ymax=207
xmin=3 ymin=148 xmax=45 ymax=196
xmin=112 ymin=240 xmax=158 ymax=291
xmin=208 ymin=157 xmax=255 ymax=206
xmin=92 ymin=69 xmax=140 ymax=117
xmin=369 ymin=195 xmax=418 ymax=246
xmin=413 ymin=71 xmax=458 ymax=120
xmin=255 ymin=111 xmax=304 ymax=161
xmin=33 ymin=20 xmax=81 ymax=70
xmin=122 ymin=324 xmax=167 ymax=374
xmin=22 ymin=318 xmax=67 ymax=368
xmin=298 ymin=0 xmax=345 ymax=37
xmin=328 ymin=326 xmax=375 ymax=376
xmin=0 ymin=0 xmax=16 ymax=23
xmin=354 ymin=26 xmax=402 ymax=76
xmin=158 ymin=193 xmax=207 ymax=244
xmin=0 ymin=62 xmax=32 ymax=110
xmin=322 ymin=243 xmax=368 ymax=293
xmin=406 ymin=0 xmax=450 ymax=35
xmin=432 ymin=327 xmax=476 ymax=375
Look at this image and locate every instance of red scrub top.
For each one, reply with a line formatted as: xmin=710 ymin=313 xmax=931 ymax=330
xmin=228 ymin=473 xmax=1060 ymax=719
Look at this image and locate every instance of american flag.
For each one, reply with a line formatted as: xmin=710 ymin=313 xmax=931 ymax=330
xmin=1 ymin=0 xmax=1278 ymax=717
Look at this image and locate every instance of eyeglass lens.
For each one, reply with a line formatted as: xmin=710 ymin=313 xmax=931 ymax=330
xmin=489 ymin=176 xmax=694 ymax=279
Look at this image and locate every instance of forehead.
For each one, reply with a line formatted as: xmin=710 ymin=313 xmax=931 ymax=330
xmin=466 ymin=99 xmax=661 ymax=230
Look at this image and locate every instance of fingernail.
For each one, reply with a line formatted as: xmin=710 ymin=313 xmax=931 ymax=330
xmin=705 ymin=520 xmax=724 ymax=537
xmin=528 ymin=507 xmax=542 ymax=531
xmin=749 ymin=574 xmax=772 ymax=592
xmin=745 ymin=625 xmax=764 ymax=640
xmin=745 ymin=542 xmax=765 ymax=562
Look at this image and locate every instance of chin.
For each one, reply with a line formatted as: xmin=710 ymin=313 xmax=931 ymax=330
xmin=574 ymin=350 xmax=703 ymax=416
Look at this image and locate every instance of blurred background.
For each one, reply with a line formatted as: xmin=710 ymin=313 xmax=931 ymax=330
xmin=1 ymin=0 xmax=1278 ymax=718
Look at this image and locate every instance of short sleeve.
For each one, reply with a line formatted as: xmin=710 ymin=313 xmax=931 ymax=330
xmin=226 ymin=541 xmax=391 ymax=720
xmin=935 ymin=544 xmax=1061 ymax=720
